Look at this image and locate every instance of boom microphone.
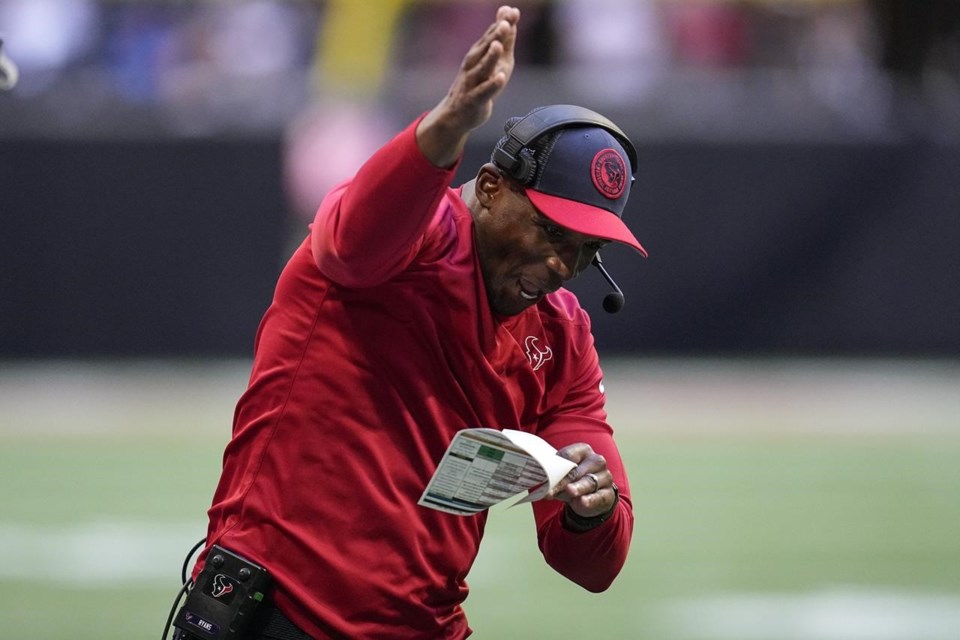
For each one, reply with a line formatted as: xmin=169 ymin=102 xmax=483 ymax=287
xmin=591 ymin=254 xmax=625 ymax=314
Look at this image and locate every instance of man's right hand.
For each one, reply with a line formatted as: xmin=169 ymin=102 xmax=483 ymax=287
xmin=416 ymin=5 xmax=520 ymax=168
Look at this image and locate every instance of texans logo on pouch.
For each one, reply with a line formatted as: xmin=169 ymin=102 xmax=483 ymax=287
xmin=591 ymin=148 xmax=626 ymax=199
xmin=206 ymin=573 xmax=237 ymax=603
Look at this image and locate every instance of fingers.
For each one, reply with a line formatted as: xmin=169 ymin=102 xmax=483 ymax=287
xmin=497 ymin=5 xmax=519 ymax=59
xmin=550 ymin=443 xmax=618 ymax=517
xmin=556 ymin=466 xmax=613 ymax=501
xmin=463 ymin=7 xmax=517 ymax=65
xmin=460 ymin=8 xmax=518 ymax=96
xmin=464 ymin=39 xmax=505 ymax=96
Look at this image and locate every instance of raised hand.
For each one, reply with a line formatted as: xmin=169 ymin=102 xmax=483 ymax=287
xmin=416 ymin=6 xmax=520 ymax=168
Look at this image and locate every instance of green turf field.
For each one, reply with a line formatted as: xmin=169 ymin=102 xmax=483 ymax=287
xmin=1 ymin=359 xmax=958 ymax=639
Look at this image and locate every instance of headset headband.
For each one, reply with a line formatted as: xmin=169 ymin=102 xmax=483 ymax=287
xmin=492 ymin=105 xmax=638 ymax=177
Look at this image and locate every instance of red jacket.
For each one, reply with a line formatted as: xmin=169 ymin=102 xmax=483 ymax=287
xmin=199 ymin=118 xmax=633 ymax=639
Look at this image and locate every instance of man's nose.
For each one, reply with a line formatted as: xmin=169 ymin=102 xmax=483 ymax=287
xmin=545 ymin=247 xmax=579 ymax=281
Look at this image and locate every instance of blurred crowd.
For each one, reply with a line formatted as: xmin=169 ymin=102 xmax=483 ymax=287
xmin=0 ymin=0 xmax=958 ymax=140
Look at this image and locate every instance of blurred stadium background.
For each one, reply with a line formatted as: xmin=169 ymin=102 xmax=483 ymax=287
xmin=1 ymin=0 xmax=958 ymax=638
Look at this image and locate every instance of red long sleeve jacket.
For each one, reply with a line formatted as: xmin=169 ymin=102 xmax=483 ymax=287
xmin=199 ymin=118 xmax=634 ymax=639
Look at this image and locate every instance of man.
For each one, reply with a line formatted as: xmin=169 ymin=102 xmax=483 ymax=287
xmin=181 ymin=6 xmax=645 ymax=639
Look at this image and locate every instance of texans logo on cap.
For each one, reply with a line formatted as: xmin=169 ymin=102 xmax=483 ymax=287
xmin=591 ymin=149 xmax=626 ymax=200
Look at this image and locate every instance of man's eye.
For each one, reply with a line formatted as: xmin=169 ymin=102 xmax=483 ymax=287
xmin=544 ymin=224 xmax=565 ymax=238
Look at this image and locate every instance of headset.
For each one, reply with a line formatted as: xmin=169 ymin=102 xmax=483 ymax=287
xmin=492 ymin=104 xmax=638 ymax=183
xmin=491 ymin=105 xmax=636 ymax=313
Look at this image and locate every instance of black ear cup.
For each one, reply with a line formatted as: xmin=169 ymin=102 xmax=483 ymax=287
xmin=493 ymin=116 xmax=537 ymax=183
xmin=492 ymin=141 xmax=537 ymax=184
xmin=492 ymin=137 xmax=519 ymax=176
xmin=513 ymin=148 xmax=537 ymax=184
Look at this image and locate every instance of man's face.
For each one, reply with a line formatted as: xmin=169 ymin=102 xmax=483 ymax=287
xmin=474 ymin=174 xmax=607 ymax=316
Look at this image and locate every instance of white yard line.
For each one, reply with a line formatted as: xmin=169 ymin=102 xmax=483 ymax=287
xmin=656 ymin=588 xmax=960 ymax=640
xmin=0 ymin=360 xmax=250 ymax=437
xmin=602 ymin=358 xmax=960 ymax=437
xmin=1 ymin=358 xmax=958 ymax=438
xmin=0 ymin=521 xmax=204 ymax=586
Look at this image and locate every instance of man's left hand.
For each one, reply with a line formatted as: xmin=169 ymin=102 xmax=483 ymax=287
xmin=549 ymin=442 xmax=618 ymax=518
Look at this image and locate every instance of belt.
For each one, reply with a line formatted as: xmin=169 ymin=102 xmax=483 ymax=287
xmin=250 ymin=605 xmax=313 ymax=640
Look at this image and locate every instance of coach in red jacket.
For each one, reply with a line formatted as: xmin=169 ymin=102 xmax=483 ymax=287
xmin=195 ymin=6 xmax=646 ymax=639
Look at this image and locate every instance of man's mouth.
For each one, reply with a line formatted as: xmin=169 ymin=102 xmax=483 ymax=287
xmin=518 ymin=278 xmax=542 ymax=301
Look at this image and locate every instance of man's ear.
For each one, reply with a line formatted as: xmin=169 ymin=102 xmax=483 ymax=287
xmin=475 ymin=163 xmax=504 ymax=208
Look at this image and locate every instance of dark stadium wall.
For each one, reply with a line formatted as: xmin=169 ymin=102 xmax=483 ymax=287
xmin=1 ymin=138 xmax=958 ymax=358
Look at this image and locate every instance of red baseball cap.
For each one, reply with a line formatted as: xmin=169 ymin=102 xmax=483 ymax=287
xmin=521 ymin=126 xmax=647 ymax=257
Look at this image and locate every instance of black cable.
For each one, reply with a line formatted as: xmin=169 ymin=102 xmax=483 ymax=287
xmin=162 ymin=537 xmax=207 ymax=640
xmin=182 ymin=537 xmax=207 ymax=585
xmin=161 ymin=578 xmax=192 ymax=640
